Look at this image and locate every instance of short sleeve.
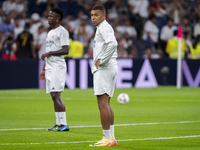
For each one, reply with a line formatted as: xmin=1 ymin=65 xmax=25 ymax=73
xmin=60 ymin=29 xmax=69 ymax=46
xmin=99 ymin=26 xmax=115 ymax=44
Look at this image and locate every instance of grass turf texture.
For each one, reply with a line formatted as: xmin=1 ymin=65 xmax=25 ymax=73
xmin=0 ymin=86 xmax=200 ymax=150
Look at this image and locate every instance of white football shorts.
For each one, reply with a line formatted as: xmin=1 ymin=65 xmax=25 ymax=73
xmin=45 ymin=67 xmax=66 ymax=93
xmin=93 ymin=65 xmax=118 ymax=97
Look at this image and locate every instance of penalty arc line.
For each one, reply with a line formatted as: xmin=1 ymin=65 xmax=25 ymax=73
xmin=1 ymin=135 xmax=200 ymax=146
xmin=0 ymin=120 xmax=200 ymax=131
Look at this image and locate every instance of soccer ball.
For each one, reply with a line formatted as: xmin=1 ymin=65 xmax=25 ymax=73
xmin=117 ymin=93 xmax=130 ymax=104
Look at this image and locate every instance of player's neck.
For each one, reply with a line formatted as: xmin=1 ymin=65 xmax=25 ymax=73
xmin=52 ymin=23 xmax=60 ymax=29
xmin=97 ymin=19 xmax=105 ymax=27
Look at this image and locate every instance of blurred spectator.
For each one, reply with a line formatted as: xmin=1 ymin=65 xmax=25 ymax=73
xmin=116 ymin=19 xmax=137 ymax=39
xmin=69 ymin=40 xmax=84 ymax=58
xmin=181 ymin=16 xmax=192 ymax=40
xmin=104 ymin=0 xmax=114 ymax=11
xmin=35 ymin=25 xmax=47 ymax=59
xmin=46 ymin=0 xmax=58 ymax=12
xmin=16 ymin=23 xmax=35 ymax=59
xmin=180 ymin=0 xmax=189 ymax=15
xmin=16 ymin=0 xmax=27 ymax=14
xmin=128 ymin=0 xmax=149 ymax=21
xmin=36 ymin=0 xmax=47 ymax=6
xmin=69 ymin=11 xmax=84 ymax=32
xmin=0 ymin=7 xmax=4 ymax=25
xmin=0 ymin=0 xmax=200 ymax=60
xmin=142 ymin=47 xmax=160 ymax=59
xmin=62 ymin=12 xmax=74 ymax=26
xmin=189 ymin=8 xmax=199 ymax=32
xmin=29 ymin=13 xmax=42 ymax=45
xmin=76 ymin=24 xmax=89 ymax=48
xmin=142 ymin=14 xmax=159 ymax=50
xmin=156 ymin=47 xmax=165 ymax=58
xmin=74 ymin=15 xmax=94 ymax=51
xmin=0 ymin=13 xmax=14 ymax=38
xmin=160 ymin=18 xmax=177 ymax=57
xmin=118 ymin=11 xmax=128 ymax=25
xmin=120 ymin=32 xmax=134 ymax=55
xmin=0 ymin=33 xmax=16 ymax=60
xmin=81 ymin=0 xmax=94 ymax=13
xmin=58 ymin=0 xmax=86 ymax=18
xmin=117 ymin=40 xmax=128 ymax=58
xmin=64 ymin=24 xmax=74 ymax=40
xmin=111 ymin=17 xmax=119 ymax=29
xmin=168 ymin=0 xmax=185 ymax=25
xmin=14 ymin=17 xmax=23 ymax=40
xmin=9 ymin=10 xmax=18 ymax=24
xmin=129 ymin=45 xmax=139 ymax=58
xmin=107 ymin=0 xmax=127 ymax=20
xmin=35 ymin=0 xmax=58 ymax=15
xmin=163 ymin=0 xmax=173 ymax=15
xmin=35 ymin=0 xmax=47 ymax=15
xmin=83 ymin=33 xmax=94 ymax=58
xmin=195 ymin=1 xmax=200 ymax=17
xmin=19 ymin=11 xmax=29 ymax=29
xmin=2 ymin=0 xmax=17 ymax=15
xmin=76 ymin=0 xmax=89 ymax=15
xmin=83 ymin=35 xmax=93 ymax=58
xmin=127 ymin=4 xmax=143 ymax=39
xmin=40 ymin=9 xmax=49 ymax=30
xmin=0 ymin=13 xmax=16 ymax=60
xmin=0 ymin=31 xmax=5 ymax=58
xmin=166 ymin=30 xmax=187 ymax=59
xmin=188 ymin=35 xmax=200 ymax=59
xmin=193 ymin=17 xmax=200 ymax=38
xmin=150 ymin=0 xmax=166 ymax=17
xmin=150 ymin=0 xmax=167 ymax=30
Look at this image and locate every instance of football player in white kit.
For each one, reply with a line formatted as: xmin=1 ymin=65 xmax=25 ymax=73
xmin=39 ymin=7 xmax=69 ymax=131
xmin=89 ymin=5 xmax=118 ymax=147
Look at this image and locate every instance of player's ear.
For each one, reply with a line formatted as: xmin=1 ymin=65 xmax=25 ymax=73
xmin=103 ymin=13 xmax=106 ymax=20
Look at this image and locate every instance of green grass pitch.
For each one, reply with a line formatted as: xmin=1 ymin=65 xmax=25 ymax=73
xmin=0 ymin=86 xmax=200 ymax=150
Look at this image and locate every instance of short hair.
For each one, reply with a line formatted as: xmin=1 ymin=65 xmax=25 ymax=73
xmin=38 ymin=25 xmax=44 ymax=29
xmin=173 ymin=30 xmax=178 ymax=36
xmin=24 ymin=22 xmax=30 ymax=29
xmin=51 ymin=7 xmax=63 ymax=21
xmin=149 ymin=14 xmax=156 ymax=20
xmin=91 ymin=5 xmax=106 ymax=14
xmin=167 ymin=17 xmax=174 ymax=22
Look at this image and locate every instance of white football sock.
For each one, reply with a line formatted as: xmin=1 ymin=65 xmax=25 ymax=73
xmin=59 ymin=112 xmax=67 ymax=125
xmin=103 ymin=129 xmax=111 ymax=139
xmin=110 ymin=125 xmax=115 ymax=138
xmin=55 ymin=112 xmax=60 ymax=125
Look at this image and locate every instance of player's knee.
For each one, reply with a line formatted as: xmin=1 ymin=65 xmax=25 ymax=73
xmin=51 ymin=93 xmax=59 ymax=101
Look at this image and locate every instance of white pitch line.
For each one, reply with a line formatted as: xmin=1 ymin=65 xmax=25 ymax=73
xmin=0 ymin=120 xmax=200 ymax=132
xmin=1 ymin=135 xmax=200 ymax=146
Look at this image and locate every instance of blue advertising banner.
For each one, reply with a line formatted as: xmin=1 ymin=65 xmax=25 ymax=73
xmin=0 ymin=59 xmax=200 ymax=90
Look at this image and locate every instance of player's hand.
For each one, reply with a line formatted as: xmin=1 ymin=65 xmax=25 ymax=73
xmin=41 ymin=52 xmax=50 ymax=60
xmin=95 ymin=59 xmax=101 ymax=69
xmin=39 ymin=70 xmax=45 ymax=80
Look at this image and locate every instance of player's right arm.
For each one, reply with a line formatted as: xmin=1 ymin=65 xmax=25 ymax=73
xmin=39 ymin=64 xmax=46 ymax=80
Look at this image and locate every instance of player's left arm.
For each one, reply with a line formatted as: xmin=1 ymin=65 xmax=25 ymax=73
xmin=41 ymin=45 xmax=69 ymax=60
xmin=96 ymin=27 xmax=117 ymax=67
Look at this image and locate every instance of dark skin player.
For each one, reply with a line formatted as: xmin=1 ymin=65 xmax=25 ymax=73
xmin=39 ymin=10 xmax=69 ymax=113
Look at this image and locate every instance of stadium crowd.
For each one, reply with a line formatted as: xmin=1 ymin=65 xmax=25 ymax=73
xmin=0 ymin=0 xmax=200 ymax=60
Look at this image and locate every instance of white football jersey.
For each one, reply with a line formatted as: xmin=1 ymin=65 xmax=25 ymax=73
xmin=45 ymin=25 xmax=69 ymax=70
xmin=92 ymin=20 xmax=118 ymax=74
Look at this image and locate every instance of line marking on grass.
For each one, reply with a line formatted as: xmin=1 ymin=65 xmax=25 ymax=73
xmin=0 ymin=120 xmax=200 ymax=132
xmin=1 ymin=135 xmax=200 ymax=146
